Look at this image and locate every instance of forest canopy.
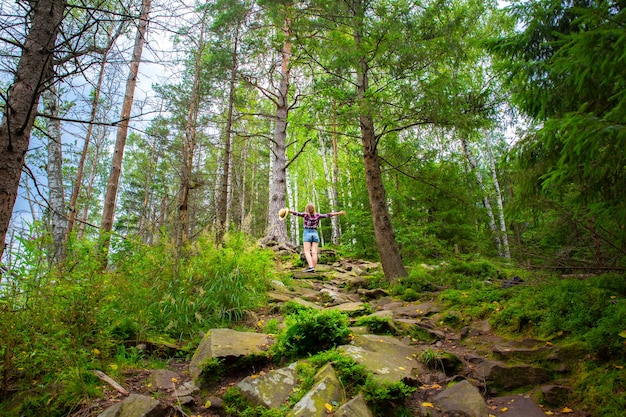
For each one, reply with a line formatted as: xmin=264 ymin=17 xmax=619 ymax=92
xmin=0 ymin=0 xmax=623 ymax=274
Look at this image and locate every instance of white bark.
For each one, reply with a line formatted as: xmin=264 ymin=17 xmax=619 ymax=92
xmin=461 ymin=137 xmax=501 ymax=255
xmin=486 ymin=132 xmax=511 ymax=259
xmin=42 ymin=85 xmax=67 ymax=261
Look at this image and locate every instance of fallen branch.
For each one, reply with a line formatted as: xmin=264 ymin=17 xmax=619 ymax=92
xmin=91 ymin=370 xmax=129 ymax=396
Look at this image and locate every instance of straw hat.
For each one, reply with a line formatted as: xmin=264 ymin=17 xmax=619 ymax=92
xmin=278 ymin=207 xmax=289 ymax=220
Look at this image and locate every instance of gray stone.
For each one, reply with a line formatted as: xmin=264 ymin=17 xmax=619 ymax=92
xmin=433 ymin=380 xmax=489 ymax=417
xmin=175 ymin=380 xmax=199 ymax=397
xmin=291 ymin=297 xmax=323 ymax=310
xmin=288 ymin=364 xmax=345 ymax=417
xmin=492 ymin=344 xmax=552 ymax=362
xmin=270 ymin=279 xmax=289 ymax=292
xmin=237 ymin=363 xmax=299 ymax=408
xmin=334 ymin=393 xmax=374 ymax=417
xmin=326 ymin=301 xmax=368 ymax=314
xmin=540 ymin=384 xmax=572 ymax=406
xmin=356 ymin=288 xmax=389 ymax=300
xmin=189 ymin=329 xmax=273 ymax=382
xmin=338 ymin=334 xmax=425 ymax=384
xmin=97 ymin=393 xmax=167 ymax=417
xmin=474 ymin=360 xmax=551 ymax=390
xmin=149 ymin=369 xmax=179 ymax=391
xmin=488 ymin=394 xmax=547 ymax=417
xmin=319 ymin=287 xmax=355 ymax=305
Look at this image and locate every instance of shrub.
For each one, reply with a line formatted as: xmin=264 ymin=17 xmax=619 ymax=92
xmin=272 ymin=309 xmax=351 ymax=359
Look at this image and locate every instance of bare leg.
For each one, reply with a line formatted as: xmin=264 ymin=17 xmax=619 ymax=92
xmin=311 ymin=242 xmax=319 ymax=268
xmin=303 ymin=241 xmax=313 ymax=268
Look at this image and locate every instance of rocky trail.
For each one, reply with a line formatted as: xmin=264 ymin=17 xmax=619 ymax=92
xmin=76 ymin=255 xmax=593 ymax=417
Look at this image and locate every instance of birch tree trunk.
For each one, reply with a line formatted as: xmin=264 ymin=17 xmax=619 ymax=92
xmin=42 ymin=85 xmax=67 ymax=262
xmin=485 ymin=133 xmax=511 ymax=259
xmin=461 ymin=137 xmax=502 ymax=255
xmin=264 ymin=17 xmax=292 ymax=245
xmin=318 ymin=132 xmax=341 ymax=244
xmin=286 ymin=169 xmax=299 ymax=245
xmin=100 ymin=0 xmax=151 ymax=259
xmin=0 ymin=0 xmax=66 ymax=260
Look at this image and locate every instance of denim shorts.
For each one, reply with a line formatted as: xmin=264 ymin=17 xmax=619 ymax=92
xmin=303 ymin=228 xmax=320 ymax=243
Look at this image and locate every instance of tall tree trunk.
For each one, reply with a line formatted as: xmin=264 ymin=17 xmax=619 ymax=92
xmin=265 ymin=17 xmax=292 ymax=244
xmin=318 ymin=132 xmax=341 ymax=244
xmin=240 ymin=139 xmax=249 ymax=232
xmin=485 ymin=133 xmax=511 ymax=258
xmin=100 ymin=0 xmax=151 ymax=258
xmin=66 ymin=26 xmax=120 ymax=241
xmin=354 ymin=9 xmax=407 ymax=281
xmin=0 ymin=0 xmax=66 ymax=260
xmin=331 ymin=119 xmax=342 ymax=243
xmin=42 ymin=85 xmax=67 ymax=262
xmin=178 ymin=10 xmax=208 ymax=246
xmin=286 ymin=169 xmax=299 ymax=245
xmin=78 ymin=127 xmax=105 ymax=239
xmin=461 ymin=137 xmax=501 ymax=255
xmin=216 ymin=25 xmax=240 ymax=243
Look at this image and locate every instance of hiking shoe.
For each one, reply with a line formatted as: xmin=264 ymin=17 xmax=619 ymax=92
xmin=304 ymin=267 xmax=314 ymax=273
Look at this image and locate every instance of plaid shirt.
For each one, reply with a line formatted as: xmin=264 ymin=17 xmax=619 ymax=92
xmin=292 ymin=212 xmax=331 ymax=229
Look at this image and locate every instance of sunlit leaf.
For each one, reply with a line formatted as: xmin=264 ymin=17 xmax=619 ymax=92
xmin=562 ymin=407 xmax=573 ymax=413
xmin=422 ymin=402 xmax=434 ymax=407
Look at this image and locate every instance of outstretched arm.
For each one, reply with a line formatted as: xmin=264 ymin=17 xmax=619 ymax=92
xmin=330 ymin=210 xmax=346 ymax=216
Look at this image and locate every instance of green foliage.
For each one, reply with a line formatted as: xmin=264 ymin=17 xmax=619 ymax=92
xmin=272 ymin=309 xmax=351 ymax=359
xmin=490 ymin=274 xmax=626 ymax=359
xmin=223 ymin=387 xmax=287 ymax=417
xmin=294 ymin=350 xmax=369 ymax=402
xmin=354 ymin=315 xmax=396 ymax=335
xmin=571 ymin=361 xmax=626 ymax=417
xmin=362 ymin=379 xmax=417 ymax=417
xmin=0 ymin=231 xmax=275 ymax=416
xmin=489 ymin=0 xmax=626 ymax=267
xmin=419 ymin=348 xmax=444 ymax=371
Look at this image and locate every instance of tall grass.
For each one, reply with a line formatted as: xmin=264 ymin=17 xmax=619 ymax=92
xmin=0 ymin=231 xmax=275 ymax=416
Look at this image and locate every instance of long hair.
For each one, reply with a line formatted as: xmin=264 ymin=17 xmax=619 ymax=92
xmin=305 ymin=203 xmax=316 ymax=216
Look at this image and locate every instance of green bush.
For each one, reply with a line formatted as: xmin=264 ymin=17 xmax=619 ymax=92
xmin=354 ymin=315 xmax=396 ymax=335
xmin=273 ymin=309 xmax=351 ymax=359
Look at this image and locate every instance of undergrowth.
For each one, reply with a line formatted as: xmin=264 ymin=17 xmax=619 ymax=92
xmin=0 ymin=231 xmax=276 ymax=417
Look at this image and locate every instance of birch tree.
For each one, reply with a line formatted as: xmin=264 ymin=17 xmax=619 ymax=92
xmin=42 ymin=84 xmax=67 ymax=262
xmin=461 ymin=136 xmax=501 ymax=255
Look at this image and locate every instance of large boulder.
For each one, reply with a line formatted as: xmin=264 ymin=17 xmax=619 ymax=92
xmin=97 ymin=393 xmax=167 ymax=417
xmin=189 ymin=329 xmax=273 ymax=383
xmin=237 ymin=363 xmax=299 ymax=408
xmin=288 ymin=363 xmax=345 ymax=417
xmin=433 ymin=380 xmax=489 ymax=417
xmin=338 ymin=334 xmax=425 ymax=384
